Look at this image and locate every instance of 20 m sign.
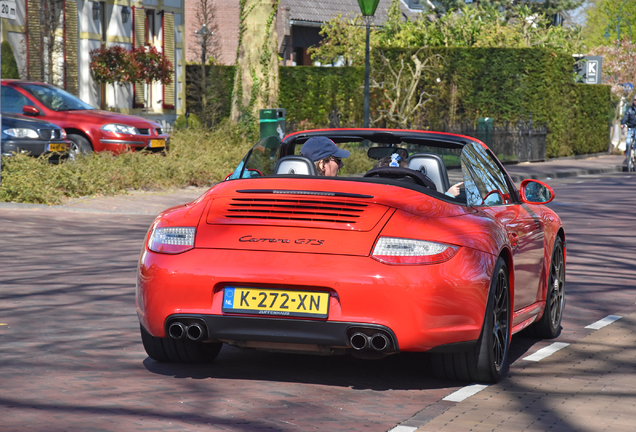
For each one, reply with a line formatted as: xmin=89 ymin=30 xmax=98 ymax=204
xmin=222 ymin=287 xmax=329 ymax=318
xmin=0 ymin=1 xmax=16 ymax=19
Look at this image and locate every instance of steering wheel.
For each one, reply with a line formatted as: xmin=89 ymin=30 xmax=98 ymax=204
xmin=363 ymin=167 xmax=437 ymax=190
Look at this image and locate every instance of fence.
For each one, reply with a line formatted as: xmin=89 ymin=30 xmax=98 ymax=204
xmin=286 ymin=109 xmax=547 ymax=164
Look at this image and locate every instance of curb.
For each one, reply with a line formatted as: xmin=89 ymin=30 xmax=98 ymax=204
xmin=507 ymin=165 xmax=624 ymax=183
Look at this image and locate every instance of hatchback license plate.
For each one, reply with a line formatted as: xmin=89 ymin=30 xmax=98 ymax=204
xmin=149 ymin=139 xmax=165 ymax=148
xmin=222 ymin=287 xmax=329 ymax=318
xmin=48 ymin=143 xmax=66 ymax=152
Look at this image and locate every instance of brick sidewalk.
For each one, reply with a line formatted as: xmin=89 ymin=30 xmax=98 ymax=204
xmin=413 ymin=310 xmax=636 ymax=432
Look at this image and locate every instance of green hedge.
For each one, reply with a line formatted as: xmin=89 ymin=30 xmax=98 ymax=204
xmin=374 ymin=47 xmax=611 ymax=157
xmin=186 ymin=48 xmax=611 ymax=158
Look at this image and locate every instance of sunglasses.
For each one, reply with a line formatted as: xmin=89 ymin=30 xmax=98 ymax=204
xmin=330 ymin=156 xmax=343 ymax=165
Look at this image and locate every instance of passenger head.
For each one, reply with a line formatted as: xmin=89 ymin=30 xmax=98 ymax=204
xmin=300 ymin=136 xmax=350 ymax=176
xmin=374 ymin=153 xmax=408 ymax=168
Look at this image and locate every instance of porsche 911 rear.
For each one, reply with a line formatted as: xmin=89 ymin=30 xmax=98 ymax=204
xmin=136 ymin=129 xmax=566 ymax=384
xmin=138 ymin=178 xmax=496 ymax=356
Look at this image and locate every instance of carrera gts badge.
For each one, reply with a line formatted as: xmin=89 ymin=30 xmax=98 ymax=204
xmin=239 ymin=235 xmax=324 ymax=245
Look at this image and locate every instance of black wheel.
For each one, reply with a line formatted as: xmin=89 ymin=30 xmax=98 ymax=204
xmin=68 ymin=134 xmax=93 ymax=161
xmin=140 ymin=324 xmax=222 ymax=363
xmin=628 ymin=146 xmax=636 ymax=172
xmin=529 ymin=237 xmax=565 ymax=339
xmin=432 ymin=257 xmax=511 ymax=383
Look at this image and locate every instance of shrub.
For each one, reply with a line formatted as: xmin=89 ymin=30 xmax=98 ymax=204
xmin=0 ymin=120 xmax=252 ymax=205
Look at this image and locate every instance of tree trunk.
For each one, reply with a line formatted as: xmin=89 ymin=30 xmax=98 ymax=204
xmin=230 ymin=0 xmax=279 ymax=124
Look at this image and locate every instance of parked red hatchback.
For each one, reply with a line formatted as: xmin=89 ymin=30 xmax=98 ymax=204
xmin=1 ymin=80 xmax=170 ymax=159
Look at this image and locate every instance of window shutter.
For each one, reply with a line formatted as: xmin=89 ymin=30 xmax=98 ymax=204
xmin=26 ymin=0 xmax=43 ymax=81
xmin=132 ymin=6 xmax=146 ymax=108
xmin=64 ymin=0 xmax=79 ymax=96
xmin=162 ymin=12 xmax=175 ymax=110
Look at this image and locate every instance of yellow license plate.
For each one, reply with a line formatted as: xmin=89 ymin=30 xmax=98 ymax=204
xmin=149 ymin=139 xmax=165 ymax=148
xmin=48 ymin=143 xmax=67 ymax=152
xmin=222 ymin=287 xmax=329 ymax=318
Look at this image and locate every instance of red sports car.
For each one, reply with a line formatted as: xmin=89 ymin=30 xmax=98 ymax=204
xmin=136 ymin=129 xmax=566 ymax=383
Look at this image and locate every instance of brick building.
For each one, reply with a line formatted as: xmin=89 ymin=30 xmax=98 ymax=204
xmin=184 ymin=0 xmax=425 ymax=67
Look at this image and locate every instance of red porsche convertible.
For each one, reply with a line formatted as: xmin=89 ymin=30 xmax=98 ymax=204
xmin=136 ymin=129 xmax=565 ymax=383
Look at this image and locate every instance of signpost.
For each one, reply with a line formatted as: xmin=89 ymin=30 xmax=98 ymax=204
xmin=574 ymin=56 xmax=603 ymax=85
xmin=0 ymin=0 xmax=13 ymax=185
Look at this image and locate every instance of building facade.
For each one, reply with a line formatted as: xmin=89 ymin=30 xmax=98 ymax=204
xmin=1 ymin=0 xmax=185 ymax=127
xmin=184 ymin=0 xmax=424 ymax=67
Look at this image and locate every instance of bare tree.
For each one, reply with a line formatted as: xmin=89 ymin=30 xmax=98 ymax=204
xmin=189 ymin=0 xmax=221 ymax=127
xmin=370 ymin=48 xmax=444 ymax=129
xmin=40 ymin=0 xmax=65 ymax=84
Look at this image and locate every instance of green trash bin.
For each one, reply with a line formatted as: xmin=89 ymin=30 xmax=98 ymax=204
xmin=477 ymin=117 xmax=493 ymax=148
xmin=259 ymin=108 xmax=286 ymax=140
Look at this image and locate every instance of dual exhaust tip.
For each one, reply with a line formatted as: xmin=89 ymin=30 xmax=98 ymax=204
xmin=350 ymin=332 xmax=391 ymax=352
xmin=168 ymin=322 xmax=205 ymax=341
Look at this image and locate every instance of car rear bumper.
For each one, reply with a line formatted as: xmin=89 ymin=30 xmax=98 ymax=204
xmin=137 ymin=247 xmax=495 ymax=353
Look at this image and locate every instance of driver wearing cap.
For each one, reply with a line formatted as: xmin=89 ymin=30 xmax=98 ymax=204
xmin=300 ymin=136 xmax=350 ymax=176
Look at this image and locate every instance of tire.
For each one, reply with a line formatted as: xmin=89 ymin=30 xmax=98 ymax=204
xmin=529 ymin=237 xmax=565 ymax=339
xmin=432 ymin=257 xmax=511 ymax=383
xmin=629 ymin=147 xmax=636 ymax=172
xmin=140 ymin=324 xmax=223 ymax=363
xmin=67 ymin=134 xmax=93 ymax=161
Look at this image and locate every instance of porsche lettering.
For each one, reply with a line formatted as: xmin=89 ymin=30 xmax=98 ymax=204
xmin=238 ymin=235 xmax=323 ymax=245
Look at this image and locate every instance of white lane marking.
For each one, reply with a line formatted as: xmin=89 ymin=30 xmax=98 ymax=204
xmin=523 ymin=342 xmax=570 ymax=362
xmin=388 ymin=426 xmax=418 ymax=432
xmin=585 ymin=315 xmax=622 ymax=330
xmin=442 ymin=384 xmax=488 ymax=402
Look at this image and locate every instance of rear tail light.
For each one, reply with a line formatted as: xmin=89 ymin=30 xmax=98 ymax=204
xmin=372 ymin=237 xmax=459 ymax=265
xmin=148 ymin=227 xmax=195 ymax=254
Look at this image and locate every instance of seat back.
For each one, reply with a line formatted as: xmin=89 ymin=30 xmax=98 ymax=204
xmin=407 ymin=153 xmax=451 ymax=193
xmin=273 ymin=155 xmax=318 ymax=176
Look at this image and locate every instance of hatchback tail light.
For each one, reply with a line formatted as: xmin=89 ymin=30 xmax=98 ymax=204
xmin=148 ymin=227 xmax=196 ymax=254
xmin=372 ymin=237 xmax=459 ymax=265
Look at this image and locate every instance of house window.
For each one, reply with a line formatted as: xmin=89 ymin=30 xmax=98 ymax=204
xmin=100 ymin=1 xmax=107 ymax=42
xmin=406 ymin=0 xmax=424 ymax=9
xmin=145 ymin=9 xmax=156 ymax=44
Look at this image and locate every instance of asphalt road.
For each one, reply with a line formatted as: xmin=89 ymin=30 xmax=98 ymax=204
xmin=1 ymin=171 xmax=635 ymax=431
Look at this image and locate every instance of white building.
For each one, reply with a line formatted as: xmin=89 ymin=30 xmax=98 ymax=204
xmin=1 ymin=0 xmax=186 ymax=126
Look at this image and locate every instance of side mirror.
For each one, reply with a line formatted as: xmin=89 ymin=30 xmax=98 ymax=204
xmin=520 ymin=179 xmax=554 ymax=204
xmin=22 ymin=105 xmax=40 ymax=116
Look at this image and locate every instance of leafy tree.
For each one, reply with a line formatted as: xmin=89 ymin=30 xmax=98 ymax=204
xmin=90 ymin=46 xmax=137 ymax=85
xmin=437 ymin=0 xmax=584 ymax=17
xmin=90 ymin=46 xmax=173 ymax=109
xmin=307 ymin=13 xmax=366 ymax=66
xmin=582 ymin=0 xmax=636 ymax=47
xmin=589 ymin=39 xmax=636 ymax=126
xmin=1 ymin=41 xmax=20 ymax=79
xmin=131 ymin=47 xmax=174 ymax=86
xmin=309 ymin=2 xmax=584 ymax=67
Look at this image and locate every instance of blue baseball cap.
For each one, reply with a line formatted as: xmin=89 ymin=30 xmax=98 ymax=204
xmin=300 ymin=136 xmax=350 ymax=161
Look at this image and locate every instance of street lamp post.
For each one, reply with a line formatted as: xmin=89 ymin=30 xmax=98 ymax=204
xmin=357 ymin=0 xmax=380 ymax=128
xmin=603 ymin=0 xmax=634 ymax=44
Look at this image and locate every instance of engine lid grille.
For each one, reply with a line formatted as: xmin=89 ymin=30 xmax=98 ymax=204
xmin=227 ymin=197 xmax=366 ymax=223
xmin=206 ymin=189 xmax=389 ymax=231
